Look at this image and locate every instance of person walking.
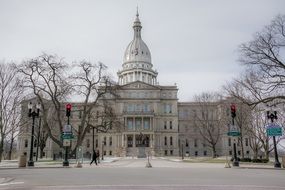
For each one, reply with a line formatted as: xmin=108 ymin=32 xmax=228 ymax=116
xmin=96 ymin=149 xmax=100 ymax=164
xmin=90 ymin=150 xmax=97 ymax=165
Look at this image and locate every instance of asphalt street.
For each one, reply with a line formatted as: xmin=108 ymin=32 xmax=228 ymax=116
xmin=0 ymin=158 xmax=285 ymax=190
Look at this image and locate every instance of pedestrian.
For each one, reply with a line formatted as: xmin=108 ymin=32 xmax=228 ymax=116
xmin=96 ymin=149 xmax=100 ymax=163
xmin=90 ymin=150 xmax=97 ymax=165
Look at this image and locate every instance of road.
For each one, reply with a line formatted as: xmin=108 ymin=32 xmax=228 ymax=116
xmin=0 ymin=158 xmax=285 ymax=190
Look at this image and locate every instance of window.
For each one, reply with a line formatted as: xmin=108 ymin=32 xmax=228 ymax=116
xmin=195 ymin=151 xmax=198 ymax=156
xmin=170 ymin=137 xmax=173 ymax=146
xmin=164 ymin=150 xmax=168 ymax=156
xmin=109 ymin=151 xmax=112 ymax=156
xmin=104 ymin=151 xmax=106 ymax=156
xmin=238 ymin=151 xmax=241 ymax=156
xmin=169 ymin=121 xmax=173 ymax=129
xmin=127 ymin=118 xmax=133 ymax=130
xmin=164 ymin=137 xmax=167 ymax=146
xmin=246 ymin=151 xmax=250 ymax=155
xmin=194 ymin=139 xmax=198 ymax=147
xmin=164 ymin=121 xmax=167 ymax=129
xmin=245 ymin=138 xmax=248 ymax=146
xmin=34 ymin=140 xmax=37 ymax=147
xmin=186 ymin=139 xmax=189 ymax=147
xmin=33 ymin=152 xmax=36 ymax=157
xmin=144 ymin=118 xmax=150 ymax=130
xmin=95 ymin=139 xmax=98 ymax=148
xmin=87 ymin=139 xmax=90 ymax=148
xmin=79 ymin=110 xmax=82 ymax=119
xmin=229 ymin=151 xmax=232 ymax=155
xmin=25 ymin=139 xmax=28 ymax=148
xmin=170 ymin=150 xmax=173 ymax=155
xmin=103 ymin=137 xmax=106 ymax=146
xmin=228 ymin=138 xmax=231 ymax=146
xmin=127 ymin=135 xmax=133 ymax=147
xmin=204 ymin=151 xmax=207 ymax=156
xmin=109 ymin=137 xmax=112 ymax=146
xmin=135 ymin=118 xmax=141 ymax=130
xmin=42 ymin=152 xmax=45 ymax=157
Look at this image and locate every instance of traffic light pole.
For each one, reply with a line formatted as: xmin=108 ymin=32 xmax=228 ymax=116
xmin=268 ymin=114 xmax=281 ymax=168
xmin=231 ymin=104 xmax=239 ymax=167
xmin=63 ymin=116 xmax=70 ymax=166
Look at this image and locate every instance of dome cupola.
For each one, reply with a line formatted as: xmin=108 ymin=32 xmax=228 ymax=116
xmin=118 ymin=10 xmax=158 ymax=85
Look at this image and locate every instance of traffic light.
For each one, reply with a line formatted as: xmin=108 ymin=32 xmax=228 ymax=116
xmin=230 ymin=104 xmax=236 ymax=118
xmin=66 ymin=104 xmax=72 ymax=117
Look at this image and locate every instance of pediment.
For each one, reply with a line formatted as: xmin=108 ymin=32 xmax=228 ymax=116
xmin=120 ymin=81 xmax=160 ymax=90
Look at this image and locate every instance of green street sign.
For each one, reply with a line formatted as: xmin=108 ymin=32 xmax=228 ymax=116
xmin=266 ymin=127 xmax=282 ymax=136
xmin=61 ymin=133 xmax=74 ymax=139
xmin=227 ymin=131 xmax=241 ymax=136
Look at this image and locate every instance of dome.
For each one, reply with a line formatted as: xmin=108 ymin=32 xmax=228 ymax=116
xmin=123 ymin=12 xmax=152 ymax=65
xmin=123 ymin=38 xmax=152 ymax=64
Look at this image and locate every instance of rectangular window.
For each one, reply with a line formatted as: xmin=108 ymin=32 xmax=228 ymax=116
xmin=135 ymin=118 xmax=141 ymax=130
xmin=79 ymin=110 xmax=82 ymax=119
xmin=228 ymin=138 xmax=231 ymax=146
xmin=164 ymin=121 xmax=167 ymax=129
xmin=238 ymin=151 xmax=241 ymax=156
xmin=229 ymin=151 xmax=232 ymax=156
xmin=170 ymin=150 xmax=173 ymax=155
xmin=186 ymin=139 xmax=189 ymax=147
xmin=170 ymin=137 xmax=173 ymax=146
xmin=109 ymin=137 xmax=112 ymax=146
xmin=103 ymin=137 xmax=106 ymax=146
xmin=42 ymin=152 xmax=45 ymax=157
xmin=34 ymin=140 xmax=37 ymax=147
xmin=143 ymin=118 xmax=150 ymax=130
xmin=164 ymin=150 xmax=167 ymax=156
xmin=87 ymin=139 xmax=90 ymax=148
xmin=104 ymin=151 xmax=106 ymax=156
xmin=109 ymin=151 xmax=112 ymax=156
xmin=204 ymin=151 xmax=207 ymax=156
xmin=95 ymin=139 xmax=98 ymax=148
xmin=169 ymin=121 xmax=173 ymax=129
xmin=195 ymin=151 xmax=198 ymax=156
xmin=245 ymin=138 xmax=248 ymax=146
xmin=127 ymin=135 xmax=133 ymax=148
xmin=194 ymin=139 xmax=198 ymax=147
xmin=246 ymin=151 xmax=249 ymax=154
xmin=164 ymin=137 xmax=167 ymax=146
xmin=24 ymin=140 xmax=28 ymax=148
xmin=127 ymin=118 xmax=133 ymax=130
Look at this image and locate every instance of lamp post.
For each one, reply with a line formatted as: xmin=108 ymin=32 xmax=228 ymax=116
xmin=101 ymin=141 xmax=104 ymax=160
xmin=267 ymin=110 xmax=281 ymax=168
xmin=27 ymin=102 xmax=40 ymax=167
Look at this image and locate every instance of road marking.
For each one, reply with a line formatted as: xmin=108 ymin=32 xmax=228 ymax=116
xmin=0 ymin=182 xmax=24 ymax=186
xmin=36 ymin=184 xmax=285 ymax=189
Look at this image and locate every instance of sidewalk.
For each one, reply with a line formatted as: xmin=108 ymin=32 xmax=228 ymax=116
xmin=0 ymin=157 xmax=121 ymax=169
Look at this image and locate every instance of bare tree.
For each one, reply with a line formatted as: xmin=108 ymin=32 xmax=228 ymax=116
xmin=70 ymin=61 xmax=119 ymax=153
xmin=227 ymin=14 xmax=285 ymax=107
xmin=0 ymin=61 xmax=24 ymax=161
xmin=18 ymin=54 xmax=72 ymax=150
xmin=193 ymin=92 xmax=224 ymax=158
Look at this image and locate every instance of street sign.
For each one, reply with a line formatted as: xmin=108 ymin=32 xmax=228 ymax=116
xmin=63 ymin=125 xmax=72 ymax=133
xmin=267 ymin=128 xmax=282 ymax=136
xmin=227 ymin=131 xmax=241 ymax=136
xmin=61 ymin=133 xmax=74 ymax=139
xmin=63 ymin=139 xmax=71 ymax=147
xmin=266 ymin=124 xmax=282 ymax=136
xmin=228 ymin=125 xmax=240 ymax=137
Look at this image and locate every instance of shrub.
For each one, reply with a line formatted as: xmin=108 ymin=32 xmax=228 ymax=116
xmin=240 ymin=158 xmax=252 ymax=162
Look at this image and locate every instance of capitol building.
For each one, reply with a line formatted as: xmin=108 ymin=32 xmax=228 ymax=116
xmin=18 ymin=12 xmax=252 ymax=159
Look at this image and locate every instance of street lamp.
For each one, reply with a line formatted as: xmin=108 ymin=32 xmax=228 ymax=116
xmin=27 ymin=102 xmax=41 ymax=167
xmin=267 ymin=110 xmax=281 ymax=168
xmin=101 ymin=141 xmax=104 ymax=160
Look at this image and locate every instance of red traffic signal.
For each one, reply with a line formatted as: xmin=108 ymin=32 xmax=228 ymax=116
xmin=230 ymin=104 xmax=236 ymax=118
xmin=66 ymin=104 xmax=72 ymax=117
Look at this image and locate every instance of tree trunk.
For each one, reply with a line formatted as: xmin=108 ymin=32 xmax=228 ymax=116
xmin=0 ymin=137 xmax=4 ymax=162
xmin=8 ymin=137 xmax=14 ymax=160
xmin=211 ymin=145 xmax=216 ymax=158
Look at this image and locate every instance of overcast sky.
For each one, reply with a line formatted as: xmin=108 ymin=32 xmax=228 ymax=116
xmin=0 ymin=0 xmax=284 ymax=101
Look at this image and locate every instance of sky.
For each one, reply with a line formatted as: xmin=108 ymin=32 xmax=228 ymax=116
xmin=0 ymin=0 xmax=285 ymax=101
